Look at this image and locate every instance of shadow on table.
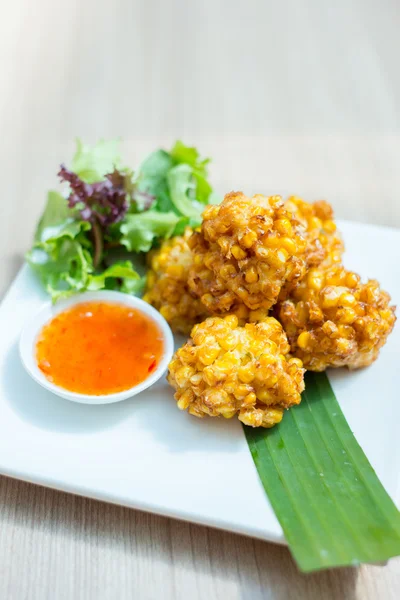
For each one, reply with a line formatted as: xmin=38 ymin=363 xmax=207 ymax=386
xmin=0 ymin=477 xmax=360 ymax=600
xmin=132 ymin=381 xmax=244 ymax=453
xmin=3 ymin=342 xmax=242 ymax=453
xmin=2 ymin=342 xmax=137 ymax=434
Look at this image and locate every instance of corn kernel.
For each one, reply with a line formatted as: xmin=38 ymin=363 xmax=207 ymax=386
xmin=190 ymin=373 xmax=203 ymax=386
xmin=308 ymin=216 xmax=322 ymax=230
xmin=218 ymin=332 xmax=238 ymax=351
xmin=257 ymin=389 xmax=274 ymax=404
xmin=275 ymin=218 xmax=293 ymax=236
xmin=233 ymin=384 xmax=253 ymax=400
xmin=321 ymin=287 xmax=341 ymax=308
xmin=220 ymin=265 xmax=236 ymax=279
xmin=297 ymin=331 xmax=311 ymax=349
xmin=279 ymin=237 xmax=297 ymax=255
xmin=288 ymin=357 xmax=303 ymax=368
xmin=238 ymin=365 xmax=255 ymax=383
xmin=258 ymin=353 xmax=276 ymax=366
xmin=262 ymin=372 xmax=279 ymax=387
xmin=245 ymin=268 xmax=259 ymax=284
xmin=221 ymin=410 xmax=236 ymax=419
xmin=224 ymin=314 xmax=239 ymax=328
xmin=198 ymin=346 xmax=220 ymax=365
xmin=242 ymin=392 xmax=257 ymax=406
xmin=240 ymin=230 xmax=257 ymax=248
xmin=323 ymin=220 xmax=336 ymax=233
xmin=340 ymin=292 xmax=356 ymax=307
xmin=267 ymin=250 xmax=288 ymax=269
xmin=231 ymin=245 xmax=247 ymax=260
xmin=177 ymin=388 xmax=194 ymax=410
xmin=307 ymin=269 xmax=323 ymax=291
xmin=263 ymin=235 xmax=281 ymax=249
xmin=345 ymin=272 xmax=359 ymax=288
xmin=337 ymin=308 xmax=356 ymax=324
xmin=277 ymin=249 xmax=289 ymax=263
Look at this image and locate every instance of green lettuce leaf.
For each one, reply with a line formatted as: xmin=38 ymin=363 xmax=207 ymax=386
xmin=167 ymin=164 xmax=206 ymax=222
xmin=28 ymin=190 xmax=145 ymax=301
xmin=120 ymin=275 xmax=147 ymax=296
xmin=34 ymin=191 xmax=90 ymax=243
xmin=139 ymin=149 xmax=174 ymax=179
xmin=120 ymin=211 xmax=183 ymax=253
xmin=27 ymin=238 xmax=93 ymax=302
xmin=26 ymin=190 xmax=93 ymax=301
xmin=136 ymin=149 xmax=174 ymax=212
xmin=71 ymin=138 xmax=122 ymax=184
xmin=136 ymin=142 xmax=217 ymax=213
xmin=170 ymin=140 xmax=210 ymax=176
xmin=87 ymin=261 xmax=142 ymax=292
xmin=191 ymin=169 xmax=213 ymax=204
xmin=170 ymin=140 xmax=214 ymax=205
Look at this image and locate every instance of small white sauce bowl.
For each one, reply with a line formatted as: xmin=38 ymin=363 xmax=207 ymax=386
xmin=19 ymin=290 xmax=174 ymax=405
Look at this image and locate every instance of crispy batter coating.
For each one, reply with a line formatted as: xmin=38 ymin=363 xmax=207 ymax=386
xmin=143 ymin=228 xmax=209 ymax=334
xmin=284 ymin=196 xmax=344 ymax=269
xmin=188 ymin=192 xmax=307 ymax=313
xmin=278 ymin=265 xmax=396 ymax=371
xmin=167 ymin=315 xmax=305 ymax=428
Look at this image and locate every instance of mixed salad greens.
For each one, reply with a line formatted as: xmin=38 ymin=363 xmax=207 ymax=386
xmin=27 ymin=140 xmax=218 ymax=301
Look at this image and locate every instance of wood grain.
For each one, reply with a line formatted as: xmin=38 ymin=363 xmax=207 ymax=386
xmin=1 ymin=0 xmax=399 ymax=597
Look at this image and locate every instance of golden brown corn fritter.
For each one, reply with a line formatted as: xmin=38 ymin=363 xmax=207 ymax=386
xmin=168 ymin=315 xmax=305 ymax=428
xmin=188 ymin=193 xmax=308 ymax=312
xmin=277 ymin=266 xmax=396 ymax=371
xmin=143 ymin=228 xmax=209 ymax=335
xmin=145 ymin=192 xmax=395 ymax=427
xmin=284 ymin=196 xmax=344 ymax=270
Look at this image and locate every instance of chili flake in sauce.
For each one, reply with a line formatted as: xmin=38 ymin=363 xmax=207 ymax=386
xmin=36 ymin=301 xmax=164 ymax=395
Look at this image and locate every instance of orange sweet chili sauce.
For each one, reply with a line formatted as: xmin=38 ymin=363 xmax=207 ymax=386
xmin=36 ymin=301 xmax=165 ymax=395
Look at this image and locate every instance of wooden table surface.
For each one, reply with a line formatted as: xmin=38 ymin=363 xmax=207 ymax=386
xmin=1 ymin=0 xmax=399 ymax=598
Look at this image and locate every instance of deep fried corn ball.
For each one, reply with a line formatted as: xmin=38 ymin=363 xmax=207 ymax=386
xmin=143 ymin=228 xmax=209 ymax=334
xmin=284 ymin=196 xmax=344 ymax=269
xmin=223 ymin=303 xmax=271 ymax=326
xmin=167 ymin=315 xmax=305 ymax=428
xmin=278 ymin=266 xmax=396 ymax=371
xmin=188 ymin=192 xmax=307 ymax=313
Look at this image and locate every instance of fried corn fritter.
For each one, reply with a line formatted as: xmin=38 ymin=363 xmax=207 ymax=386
xmin=167 ymin=315 xmax=305 ymax=428
xmin=143 ymin=228 xmax=209 ymax=334
xmin=284 ymin=196 xmax=344 ymax=269
xmin=278 ymin=266 xmax=396 ymax=371
xmin=188 ymin=192 xmax=307 ymax=313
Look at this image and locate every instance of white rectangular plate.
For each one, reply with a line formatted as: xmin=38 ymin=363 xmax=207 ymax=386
xmin=0 ymin=220 xmax=399 ymax=545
